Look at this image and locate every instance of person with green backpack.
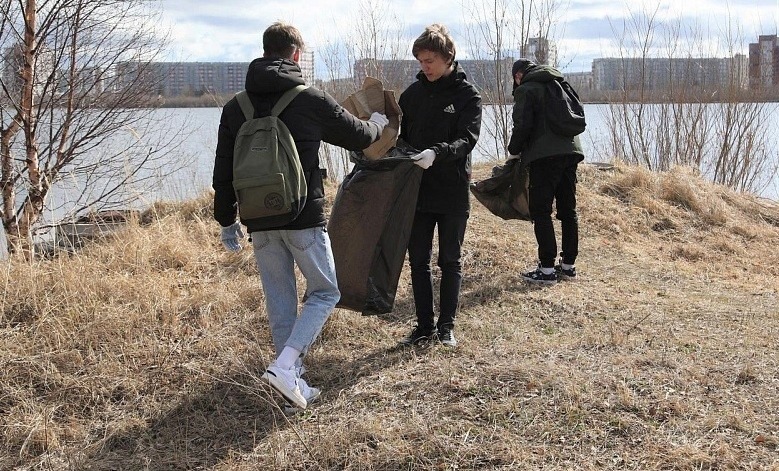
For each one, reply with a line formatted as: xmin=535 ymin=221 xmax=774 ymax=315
xmin=212 ymin=22 xmax=387 ymax=411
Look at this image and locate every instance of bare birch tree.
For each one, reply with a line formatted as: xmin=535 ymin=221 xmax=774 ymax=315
xmin=461 ymin=0 xmax=562 ymax=162
xmin=316 ymin=0 xmax=409 ymax=179
xmin=461 ymin=0 xmax=518 ymax=163
xmin=601 ymin=4 xmax=776 ymax=194
xmin=525 ymin=0 xmax=565 ymax=66
xmin=0 ymin=0 xmax=177 ymax=256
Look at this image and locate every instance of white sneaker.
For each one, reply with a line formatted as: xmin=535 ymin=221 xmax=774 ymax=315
xmin=262 ymin=363 xmax=307 ymax=409
xmin=299 ymin=377 xmax=321 ymax=404
xmin=283 ymin=377 xmax=321 ymax=414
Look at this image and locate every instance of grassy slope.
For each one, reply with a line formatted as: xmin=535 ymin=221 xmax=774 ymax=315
xmin=1 ymin=163 xmax=778 ymax=470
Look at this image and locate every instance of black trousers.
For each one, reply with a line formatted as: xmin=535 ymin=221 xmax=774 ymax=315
xmin=407 ymin=211 xmax=469 ymax=330
xmin=528 ymin=154 xmax=580 ymax=268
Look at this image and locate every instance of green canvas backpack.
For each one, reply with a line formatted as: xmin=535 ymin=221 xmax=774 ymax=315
xmin=232 ymin=85 xmax=308 ymax=227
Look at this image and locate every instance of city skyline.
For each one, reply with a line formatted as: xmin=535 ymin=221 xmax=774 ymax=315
xmin=119 ymin=53 xmax=751 ymax=102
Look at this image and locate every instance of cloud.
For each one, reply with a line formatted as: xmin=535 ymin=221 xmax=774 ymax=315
xmin=159 ymin=0 xmax=778 ymax=72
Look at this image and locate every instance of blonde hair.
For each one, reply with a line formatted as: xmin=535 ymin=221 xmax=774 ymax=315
xmin=412 ymin=24 xmax=456 ymax=65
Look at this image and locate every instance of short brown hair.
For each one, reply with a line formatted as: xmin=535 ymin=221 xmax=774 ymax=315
xmin=412 ymin=24 xmax=456 ymax=64
xmin=263 ymin=22 xmax=305 ymax=58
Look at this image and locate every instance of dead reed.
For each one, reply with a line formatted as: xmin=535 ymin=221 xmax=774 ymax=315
xmin=1 ymin=163 xmax=778 ymax=470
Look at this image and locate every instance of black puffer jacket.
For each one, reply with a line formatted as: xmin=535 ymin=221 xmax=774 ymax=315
xmin=398 ymin=62 xmax=482 ymax=215
xmin=213 ymin=57 xmax=382 ymax=232
xmin=507 ymin=65 xmax=584 ymax=165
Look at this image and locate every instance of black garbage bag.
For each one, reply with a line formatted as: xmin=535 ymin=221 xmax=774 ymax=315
xmin=328 ymin=142 xmax=421 ymax=315
xmin=470 ymin=158 xmax=532 ymax=221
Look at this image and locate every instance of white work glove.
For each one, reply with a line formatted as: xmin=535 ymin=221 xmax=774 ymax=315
xmin=508 ymin=153 xmax=521 ymax=161
xmin=220 ymin=221 xmax=244 ymax=252
xmin=412 ymin=149 xmax=436 ymax=169
xmin=368 ymin=112 xmax=389 ymax=134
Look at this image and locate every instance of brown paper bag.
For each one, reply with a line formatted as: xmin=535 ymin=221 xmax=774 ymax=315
xmin=341 ymin=77 xmax=402 ymax=160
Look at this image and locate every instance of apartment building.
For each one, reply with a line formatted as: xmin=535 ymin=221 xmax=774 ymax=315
xmin=749 ymin=34 xmax=779 ymax=89
xmin=565 ymin=71 xmax=593 ymax=92
xmin=116 ymin=50 xmax=316 ymax=97
xmin=591 ymin=56 xmax=748 ymax=92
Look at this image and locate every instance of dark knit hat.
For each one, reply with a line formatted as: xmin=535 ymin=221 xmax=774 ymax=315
xmin=512 ymin=58 xmax=536 ymax=76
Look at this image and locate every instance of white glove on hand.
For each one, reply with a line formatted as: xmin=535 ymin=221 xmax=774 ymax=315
xmin=508 ymin=153 xmax=521 ymax=161
xmin=220 ymin=221 xmax=244 ymax=252
xmin=368 ymin=112 xmax=389 ymax=134
xmin=412 ymin=149 xmax=436 ymax=169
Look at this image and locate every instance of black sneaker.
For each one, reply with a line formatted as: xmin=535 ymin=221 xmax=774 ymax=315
xmin=522 ymin=265 xmax=558 ymax=285
xmin=555 ymin=263 xmax=577 ymax=280
xmin=399 ymin=325 xmax=437 ymax=345
xmin=438 ymin=327 xmax=457 ymax=347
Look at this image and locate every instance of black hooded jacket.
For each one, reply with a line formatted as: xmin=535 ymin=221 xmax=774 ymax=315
xmin=507 ymin=64 xmax=584 ymax=165
xmin=213 ymin=57 xmax=382 ymax=231
xmin=398 ymin=62 xmax=482 ymax=215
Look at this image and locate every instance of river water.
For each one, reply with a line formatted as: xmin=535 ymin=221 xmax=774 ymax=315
xmin=45 ymin=103 xmax=779 ymax=219
xmin=33 ymin=104 xmax=779 ymax=227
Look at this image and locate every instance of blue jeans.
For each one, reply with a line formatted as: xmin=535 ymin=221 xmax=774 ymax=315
xmin=251 ymin=226 xmax=340 ymax=357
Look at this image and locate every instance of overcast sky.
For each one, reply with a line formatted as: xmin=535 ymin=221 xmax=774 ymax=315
xmin=158 ymin=0 xmax=779 ymax=73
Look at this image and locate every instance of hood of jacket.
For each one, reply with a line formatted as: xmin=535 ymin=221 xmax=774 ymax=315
xmin=245 ymin=57 xmax=306 ymax=94
xmin=415 ymin=61 xmax=468 ymax=89
xmin=519 ymin=64 xmax=564 ymax=85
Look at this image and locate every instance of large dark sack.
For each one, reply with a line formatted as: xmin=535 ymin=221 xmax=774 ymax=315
xmin=328 ymin=144 xmax=421 ymax=315
xmin=470 ymin=158 xmax=532 ymax=221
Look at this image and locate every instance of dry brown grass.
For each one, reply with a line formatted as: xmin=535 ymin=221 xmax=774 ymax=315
xmin=2 ymin=164 xmax=778 ymax=470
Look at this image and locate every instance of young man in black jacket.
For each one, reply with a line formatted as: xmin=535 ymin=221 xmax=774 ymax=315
xmin=508 ymin=59 xmax=585 ymax=285
xmin=398 ymin=24 xmax=482 ymax=347
xmin=213 ymin=22 xmax=387 ymax=409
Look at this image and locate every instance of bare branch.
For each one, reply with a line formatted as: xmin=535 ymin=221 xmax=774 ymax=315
xmin=1 ymin=0 xmax=183 ymax=256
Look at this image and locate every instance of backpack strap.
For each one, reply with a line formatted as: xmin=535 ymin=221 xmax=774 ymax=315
xmin=271 ymin=85 xmax=309 ymax=117
xmin=235 ymin=85 xmax=309 ymax=120
xmin=235 ymin=90 xmax=254 ymax=121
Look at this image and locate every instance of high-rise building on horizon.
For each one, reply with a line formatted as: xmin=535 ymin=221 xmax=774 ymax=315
xmin=299 ymin=49 xmax=315 ymax=85
xmin=749 ymin=34 xmax=779 ymax=89
xmin=521 ymin=37 xmax=558 ymax=67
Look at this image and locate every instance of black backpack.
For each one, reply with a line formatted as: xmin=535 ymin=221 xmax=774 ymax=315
xmin=545 ymin=79 xmax=586 ymax=137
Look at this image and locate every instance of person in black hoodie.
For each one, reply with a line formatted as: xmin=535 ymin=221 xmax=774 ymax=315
xmin=508 ymin=59 xmax=585 ymax=285
xmin=398 ymin=24 xmax=482 ymax=348
xmin=213 ymin=22 xmax=387 ymax=410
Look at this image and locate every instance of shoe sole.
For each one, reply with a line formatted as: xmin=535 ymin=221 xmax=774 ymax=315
xmin=263 ymin=370 xmax=307 ymax=409
xmin=283 ymin=390 xmax=320 ymax=414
